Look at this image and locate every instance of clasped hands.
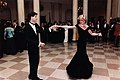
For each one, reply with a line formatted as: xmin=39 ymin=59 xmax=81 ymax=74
xmin=49 ymin=25 xmax=59 ymax=31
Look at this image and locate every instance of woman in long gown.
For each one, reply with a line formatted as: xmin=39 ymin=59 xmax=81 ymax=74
xmin=54 ymin=15 xmax=98 ymax=79
xmin=66 ymin=16 xmax=94 ymax=79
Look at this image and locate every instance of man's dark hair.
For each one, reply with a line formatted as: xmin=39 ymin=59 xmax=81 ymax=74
xmin=6 ymin=21 xmax=12 ymax=27
xmin=13 ymin=20 xmax=17 ymax=23
xmin=27 ymin=11 xmax=38 ymax=22
xmin=21 ymin=22 xmax=25 ymax=27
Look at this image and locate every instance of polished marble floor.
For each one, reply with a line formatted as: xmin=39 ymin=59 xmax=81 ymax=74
xmin=0 ymin=42 xmax=120 ymax=80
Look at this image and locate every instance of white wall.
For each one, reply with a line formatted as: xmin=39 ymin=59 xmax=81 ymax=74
xmin=40 ymin=1 xmax=72 ymax=23
xmin=1 ymin=0 xmax=72 ymax=23
xmin=40 ymin=2 xmax=51 ymax=22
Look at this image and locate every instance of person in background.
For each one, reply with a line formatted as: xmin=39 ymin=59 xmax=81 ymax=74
xmin=13 ymin=20 xmax=21 ymax=53
xmin=101 ymin=20 xmax=109 ymax=42
xmin=40 ymin=22 xmax=48 ymax=43
xmin=114 ymin=21 xmax=120 ymax=47
xmin=4 ymin=21 xmax=16 ymax=55
xmin=109 ymin=23 xmax=115 ymax=42
xmin=88 ymin=21 xmax=96 ymax=43
xmin=18 ymin=22 xmax=26 ymax=52
xmin=67 ymin=21 xmax=73 ymax=43
xmin=95 ymin=21 xmax=102 ymax=42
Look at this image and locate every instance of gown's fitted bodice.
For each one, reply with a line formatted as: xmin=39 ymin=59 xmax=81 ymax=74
xmin=76 ymin=24 xmax=90 ymax=52
xmin=76 ymin=24 xmax=89 ymax=43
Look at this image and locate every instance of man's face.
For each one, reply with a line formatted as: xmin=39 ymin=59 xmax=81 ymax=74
xmin=31 ymin=15 xmax=37 ymax=23
xmin=13 ymin=22 xmax=17 ymax=26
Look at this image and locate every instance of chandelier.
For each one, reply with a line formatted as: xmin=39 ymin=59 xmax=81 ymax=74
xmin=78 ymin=7 xmax=83 ymax=11
xmin=0 ymin=0 xmax=8 ymax=9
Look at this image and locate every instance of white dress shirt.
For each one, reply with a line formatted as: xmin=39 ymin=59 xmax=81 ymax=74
xmin=104 ymin=24 xmax=106 ymax=28
xmin=97 ymin=24 xmax=99 ymax=29
xmin=29 ymin=22 xmax=37 ymax=34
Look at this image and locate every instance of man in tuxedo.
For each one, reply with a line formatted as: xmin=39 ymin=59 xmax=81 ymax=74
xmin=101 ymin=20 xmax=109 ymax=42
xmin=24 ymin=12 xmax=45 ymax=80
xmin=95 ymin=21 xmax=102 ymax=42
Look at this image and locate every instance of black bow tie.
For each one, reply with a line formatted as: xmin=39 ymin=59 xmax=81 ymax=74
xmin=30 ymin=22 xmax=35 ymax=25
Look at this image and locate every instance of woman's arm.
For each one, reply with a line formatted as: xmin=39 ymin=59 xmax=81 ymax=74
xmin=49 ymin=25 xmax=58 ymax=32
xmin=57 ymin=25 xmax=76 ymax=29
xmin=49 ymin=25 xmax=76 ymax=32
xmin=88 ymin=29 xmax=99 ymax=36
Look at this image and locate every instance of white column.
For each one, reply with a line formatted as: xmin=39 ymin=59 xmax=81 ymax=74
xmin=73 ymin=0 xmax=78 ymax=41
xmin=51 ymin=3 xmax=55 ymax=23
xmin=17 ymin=0 xmax=25 ymax=25
xmin=83 ymin=0 xmax=88 ymax=20
xmin=106 ymin=0 xmax=112 ymax=23
xmin=117 ymin=0 xmax=120 ymax=17
xmin=111 ymin=0 xmax=118 ymax=18
xmin=54 ymin=3 xmax=59 ymax=22
xmin=33 ymin=0 xmax=41 ymax=56
xmin=33 ymin=0 xmax=41 ymax=44
xmin=33 ymin=0 xmax=40 ymax=25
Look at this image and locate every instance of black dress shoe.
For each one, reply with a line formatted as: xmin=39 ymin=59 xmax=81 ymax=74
xmin=29 ymin=77 xmax=43 ymax=80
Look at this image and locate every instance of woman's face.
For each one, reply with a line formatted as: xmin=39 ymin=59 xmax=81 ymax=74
xmin=79 ymin=19 xmax=85 ymax=24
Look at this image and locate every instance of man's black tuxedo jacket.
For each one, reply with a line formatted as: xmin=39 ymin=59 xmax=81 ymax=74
xmin=24 ymin=23 xmax=43 ymax=48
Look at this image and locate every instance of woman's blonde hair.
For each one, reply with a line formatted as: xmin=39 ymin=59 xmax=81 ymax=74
xmin=77 ymin=14 xmax=86 ymax=24
xmin=77 ymin=14 xmax=85 ymax=21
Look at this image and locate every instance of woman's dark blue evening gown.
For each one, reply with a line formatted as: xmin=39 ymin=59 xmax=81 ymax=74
xmin=66 ymin=25 xmax=93 ymax=79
